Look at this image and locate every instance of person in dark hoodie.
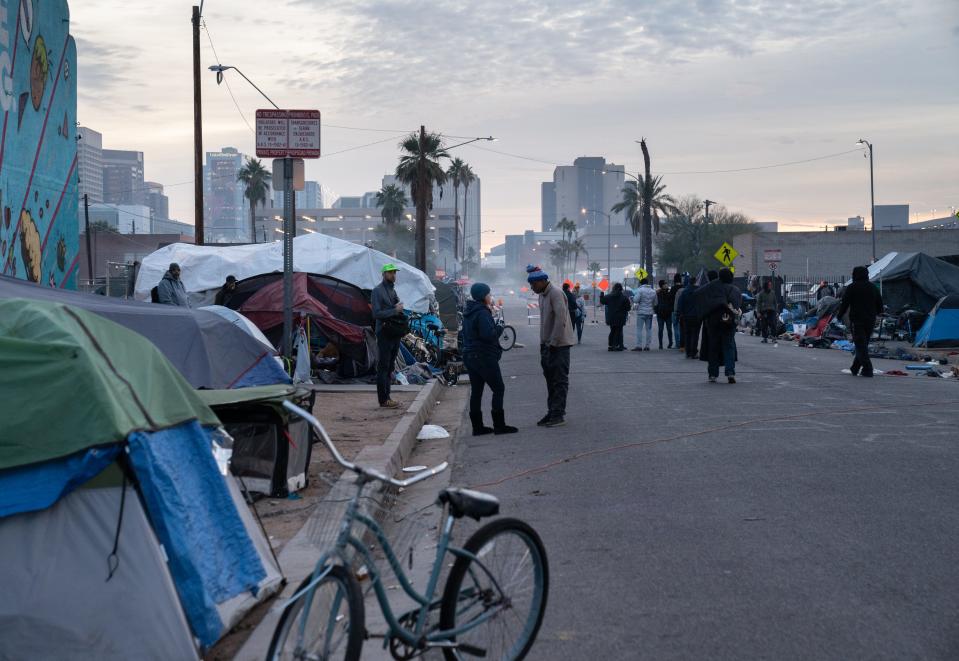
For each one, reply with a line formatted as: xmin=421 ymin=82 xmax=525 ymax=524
xmin=600 ymin=282 xmax=631 ymax=351
xmin=679 ymin=276 xmax=701 ymax=358
xmin=461 ymin=282 xmax=518 ymax=435
xmin=837 ymin=265 xmax=883 ymax=377
xmin=700 ymin=268 xmax=743 ymax=383
xmin=698 ymin=270 xmax=719 ymax=363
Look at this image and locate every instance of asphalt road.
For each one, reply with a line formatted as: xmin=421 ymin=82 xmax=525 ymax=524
xmin=450 ymin=297 xmax=959 ymax=660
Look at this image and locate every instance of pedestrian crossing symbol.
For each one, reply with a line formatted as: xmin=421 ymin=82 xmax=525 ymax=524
xmin=714 ymin=242 xmax=738 ymax=266
xmin=634 ymin=268 xmax=648 ymax=281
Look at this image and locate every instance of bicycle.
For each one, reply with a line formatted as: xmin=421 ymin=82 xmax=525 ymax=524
xmin=269 ymin=402 xmax=549 ymax=661
xmin=492 ymin=306 xmax=516 ymax=352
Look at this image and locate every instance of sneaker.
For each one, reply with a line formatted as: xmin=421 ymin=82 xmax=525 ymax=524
xmin=727 ymin=376 xmax=736 ymax=384
xmin=643 ymin=347 xmax=650 ymax=351
xmin=537 ymin=414 xmax=551 ymax=426
xmin=545 ymin=416 xmax=566 ymax=427
xmin=708 ymin=376 xmax=717 ymax=383
xmin=380 ymin=399 xmax=400 ymax=408
xmin=761 ymin=339 xmax=768 ymax=344
xmin=631 ymin=347 xmax=643 ymax=351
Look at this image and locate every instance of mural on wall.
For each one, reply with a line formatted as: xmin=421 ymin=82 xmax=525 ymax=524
xmin=0 ymin=0 xmax=78 ymax=289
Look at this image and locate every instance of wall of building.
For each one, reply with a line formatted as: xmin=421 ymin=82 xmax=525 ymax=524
xmin=733 ymin=228 xmax=959 ymax=277
xmin=78 ymin=233 xmax=193 ymax=282
xmin=0 ymin=2 xmax=79 ymax=288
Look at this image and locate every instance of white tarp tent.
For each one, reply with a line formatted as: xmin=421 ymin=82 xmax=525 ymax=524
xmin=135 ymin=233 xmax=436 ymax=312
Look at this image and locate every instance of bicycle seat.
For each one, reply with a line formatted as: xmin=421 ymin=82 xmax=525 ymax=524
xmin=438 ymin=488 xmax=500 ymax=520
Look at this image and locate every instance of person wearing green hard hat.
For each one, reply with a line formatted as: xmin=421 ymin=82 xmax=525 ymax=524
xmin=372 ymin=263 xmax=406 ymax=407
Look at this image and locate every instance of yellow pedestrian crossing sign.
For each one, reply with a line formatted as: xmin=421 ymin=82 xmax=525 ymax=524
xmin=714 ymin=242 xmax=738 ymax=266
xmin=634 ymin=268 xmax=648 ymax=281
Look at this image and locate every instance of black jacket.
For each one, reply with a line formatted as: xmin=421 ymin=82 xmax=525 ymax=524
xmin=600 ymin=289 xmax=631 ymax=326
xmin=696 ymin=280 xmax=742 ymax=319
xmin=564 ymin=290 xmax=578 ymax=323
xmin=461 ymin=299 xmax=503 ymax=361
xmin=678 ymin=283 xmax=699 ymax=318
xmin=655 ymin=288 xmax=674 ymax=319
xmin=837 ymin=279 xmax=883 ymax=326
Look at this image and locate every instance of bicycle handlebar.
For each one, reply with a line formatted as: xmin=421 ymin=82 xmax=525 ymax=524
xmin=281 ymin=401 xmax=448 ymax=488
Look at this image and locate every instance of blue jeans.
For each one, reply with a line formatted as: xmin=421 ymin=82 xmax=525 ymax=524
xmin=707 ymin=319 xmax=737 ymax=377
xmin=672 ymin=312 xmax=682 ymax=348
xmin=635 ymin=314 xmax=653 ymax=348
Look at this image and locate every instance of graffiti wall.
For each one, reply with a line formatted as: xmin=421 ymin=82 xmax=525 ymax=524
xmin=0 ymin=0 xmax=78 ymax=289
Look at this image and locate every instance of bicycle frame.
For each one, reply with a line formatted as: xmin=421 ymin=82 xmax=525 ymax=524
xmin=286 ymin=475 xmax=508 ymax=653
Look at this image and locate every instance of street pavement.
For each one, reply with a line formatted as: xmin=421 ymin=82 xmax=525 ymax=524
xmin=449 ymin=298 xmax=959 ymax=660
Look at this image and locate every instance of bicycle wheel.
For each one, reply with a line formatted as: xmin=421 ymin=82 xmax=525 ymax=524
xmin=498 ymin=325 xmax=516 ymax=351
xmin=439 ymin=518 xmax=548 ymax=661
xmin=267 ymin=565 xmax=365 ymax=661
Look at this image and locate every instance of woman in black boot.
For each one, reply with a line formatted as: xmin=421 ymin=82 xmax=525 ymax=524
xmin=461 ymin=282 xmax=518 ymax=435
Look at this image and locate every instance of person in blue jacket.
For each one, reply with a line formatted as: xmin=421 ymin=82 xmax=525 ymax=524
xmin=461 ymin=282 xmax=518 ymax=436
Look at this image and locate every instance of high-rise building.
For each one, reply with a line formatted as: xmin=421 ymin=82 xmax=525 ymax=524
xmin=542 ymin=157 xmax=626 ymax=231
xmin=78 ymin=127 xmax=103 ymax=204
xmin=102 ymin=149 xmax=144 ymax=205
xmin=144 ymin=182 xmax=169 ymax=223
xmin=274 ymin=180 xmax=323 ymax=210
xmin=204 ymin=147 xmax=246 ymax=243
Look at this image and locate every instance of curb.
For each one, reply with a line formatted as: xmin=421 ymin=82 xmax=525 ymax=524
xmin=235 ymin=379 xmax=442 ymax=660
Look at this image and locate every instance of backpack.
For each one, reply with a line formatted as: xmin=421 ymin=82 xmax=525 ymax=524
xmin=150 ymin=286 xmax=160 ymax=303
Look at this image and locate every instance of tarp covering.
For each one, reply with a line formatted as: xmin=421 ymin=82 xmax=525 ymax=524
xmin=0 ymin=486 xmax=201 ymax=661
xmin=134 ymin=231 xmax=435 ymax=312
xmin=857 ymin=252 xmax=959 ymax=313
xmin=200 ymin=304 xmax=277 ymax=351
xmin=127 ymin=421 xmax=267 ymax=648
xmin=914 ymin=294 xmax=959 ymax=348
xmin=0 ymin=299 xmax=220 ymax=470
xmin=0 ymin=276 xmax=290 ymax=389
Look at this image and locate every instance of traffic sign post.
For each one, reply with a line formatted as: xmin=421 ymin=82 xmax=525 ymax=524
xmin=634 ymin=268 xmax=648 ymax=281
xmin=714 ymin=242 xmax=739 ymax=267
xmin=256 ymin=108 xmax=322 ymax=360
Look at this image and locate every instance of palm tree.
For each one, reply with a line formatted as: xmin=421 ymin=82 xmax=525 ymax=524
xmin=374 ymin=184 xmax=408 ymax=225
xmin=570 ymin=237 xmax=588 ymax=276
xmin=447 ymin=158 xmax=466 ymax=259
xmin=237 ymin=158 xmax=270 ymax=243
xmin=588 ymin=260 xmax=601 ymax=282
xmin=549 ymin=244 xmax=566 ymax=278
xmin=554 ymin=217 xmax=577 ymax=275
xmin=396 ymin=129 xmax=450 ymax=270
xmin=458 ymin=163 xmax=476 ymax=262
xmin=638 ymin=138 xmax=678 ymax=272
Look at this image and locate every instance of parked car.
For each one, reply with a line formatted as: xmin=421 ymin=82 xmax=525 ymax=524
xmin=784 ymin=281 xmax=813 ymax=305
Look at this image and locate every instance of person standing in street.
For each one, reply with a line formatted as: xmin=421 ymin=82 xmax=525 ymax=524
xmin=816 ymin=280 xmax=836 ymax=301
xmin=527 ymin=265 xmax=576 ymax=427
xmin=700 ymin=268 xmax=742 ymax=383
xmin=156 ymin=262 xmax=191 ymax=307
xmin=679 ymin=277 xmax=700 ymax=358
xmin=562 ymin=282 xmax=580 ymax=341
xmin=571 ymin=284 xmax=586 ymax=344
xmin=600 ymin=282 xmax=631 ymax=351
xmin=461 ymin=282 xmax=518 ymax=435
xmin=631 ymin=277 xmax=657 ymax=351
xmin=655 ymin=279 xmax=674 ymax=349
xmin=372 ymin=264 xmax=406 ymax=407
xmin=214 ymin=275 xmax=238 ymax=306
xmin=757 ymin=279 xmax=779 ymax=343
xmin=670 ymin=273 xmax=684 ymax=350
xmin=837 ymin=265 xmax=884 ymax=377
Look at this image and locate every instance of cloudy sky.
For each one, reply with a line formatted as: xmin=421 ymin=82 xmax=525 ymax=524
xmin=73 ymin=0 xmax=958 ymax=249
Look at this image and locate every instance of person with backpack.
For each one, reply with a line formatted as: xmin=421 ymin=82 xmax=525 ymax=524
xmin=655 ymin=279 xmax=674 ymax=349
xmin=700 ymin=268 xmax=743 ymax=383
xmin=837 ymin=265 xmax=884 ymax=377
xmin=461 ymin=282 xmax=518 ymax=435
xmin=631 ymin=277 xmax=657 ymax=351
xmin=600 ymin=282 xmax=631 ymax=351
xmin=572 ymin=284 xmax=586 ymax=343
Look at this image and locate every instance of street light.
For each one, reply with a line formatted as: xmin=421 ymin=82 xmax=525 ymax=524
xmin=209 ymin=64 xmax=280 ymax=109
xmin=582 ymin=207 xmax=612 ymax=283
xmin=856 ymin=138 xmax=876 ymax=262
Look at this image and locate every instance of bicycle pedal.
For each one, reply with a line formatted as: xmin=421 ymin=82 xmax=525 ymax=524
xmin=457 ymin=643 xmax=487 ymax=657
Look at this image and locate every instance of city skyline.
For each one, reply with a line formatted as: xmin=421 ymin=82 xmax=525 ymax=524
xmin=72 ymin=1 xmax=958 ymax=251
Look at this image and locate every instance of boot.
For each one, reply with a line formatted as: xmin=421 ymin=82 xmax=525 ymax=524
xmin=492 ymin=410 xmax=518 ymax=435
xmin=470 ymin=411 xmax=493 ymax=436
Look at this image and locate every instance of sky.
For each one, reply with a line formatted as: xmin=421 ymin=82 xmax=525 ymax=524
xmin=72 ymin=0 xmax=958 ymax=251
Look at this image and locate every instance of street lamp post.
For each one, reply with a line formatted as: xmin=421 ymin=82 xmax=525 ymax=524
xmin=461 ymin=229 xmax=495 ymax=278
xmin=856 ymin=139 xmax=876 ymax=262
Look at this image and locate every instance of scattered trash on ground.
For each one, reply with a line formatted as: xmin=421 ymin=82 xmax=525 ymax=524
xmin=417 ymin=424 xmax=450 ymax=440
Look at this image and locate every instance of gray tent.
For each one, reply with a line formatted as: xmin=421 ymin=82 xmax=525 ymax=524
xmin=848 ymin=253 xmax=959 ymax=314
xmin=0 ymin=275 xmax=290 ymax=389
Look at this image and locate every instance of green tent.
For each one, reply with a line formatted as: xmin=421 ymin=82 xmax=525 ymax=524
xmin=0 ymin=298 xmax=219 ymax=470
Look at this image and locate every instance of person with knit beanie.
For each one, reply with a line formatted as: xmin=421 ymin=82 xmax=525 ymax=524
xmin=527 ymin=264 xmax=575 ymax=427
xmin=461 ymin=282 xmax=518 ymax=435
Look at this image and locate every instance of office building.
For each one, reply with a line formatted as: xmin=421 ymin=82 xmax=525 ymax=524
xmin=77 ymin=126 xmax=103 ymax=204
xmin=541 ymin=182 xmax=556 ymax=231
xmin=274 ymin=180 xmax=325 ymax=210
xmin=541 ymin=157 xmax=626 ymax=232
xmin=102 ymin=149 xmax=144 ymax=206
xmin=144 ymin=182 xmax=169 ymax=223
xmin=204 ymin=147 xmax=247 ymax=243
xmin=87 ymin=204 xmax=152 ymax=234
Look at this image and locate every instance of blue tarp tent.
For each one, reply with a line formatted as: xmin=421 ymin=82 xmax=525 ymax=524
xmin=914 ymin=294 xmax=959 ymax=348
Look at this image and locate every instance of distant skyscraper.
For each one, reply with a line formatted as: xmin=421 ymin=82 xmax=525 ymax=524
xmin=204 ymin=147 xmax=246 ymax=243
xmin=78 ymin=127 xmax=103 ymax=204
xmin=542 ymin=157 xmax=625 ymax=231
xmin=102 ymin=149 xmax=144 ymax=206
xmin=144 ymin=182 xmax=169 ymax=222
xmin=274 ymin=180 xmax=322 ymax=210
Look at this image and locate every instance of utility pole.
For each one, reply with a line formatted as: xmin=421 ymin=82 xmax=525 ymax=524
xmin=83 ymin=194 xmax=92 ymax=285
xmin=415 ymin=125 xmax=427 ymax=272
xmin=192 ymin=5 xmax=205 ymax=244
xmin=867 ymin=142 xmax=875 ymax=262
xmin=704 ymin=199 xmax=715 ymax=224
xmin=282 ymin=157 xmax=294 ymax=359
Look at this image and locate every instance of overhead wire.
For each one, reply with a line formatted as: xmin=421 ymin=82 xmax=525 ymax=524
xmin=201 ymin=19 xmax=254 ymax=134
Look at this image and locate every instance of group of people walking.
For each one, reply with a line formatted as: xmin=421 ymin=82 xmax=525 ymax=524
xmin=598 ymin=270 xmax=744 ymax=383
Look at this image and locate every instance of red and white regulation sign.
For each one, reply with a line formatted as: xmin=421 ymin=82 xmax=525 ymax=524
xmin=255 ymin=109 xmax=321 ymax=159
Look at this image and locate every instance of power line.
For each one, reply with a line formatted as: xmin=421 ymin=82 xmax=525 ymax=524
xmin=202 ymin=19 xmax=254 ymax=133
